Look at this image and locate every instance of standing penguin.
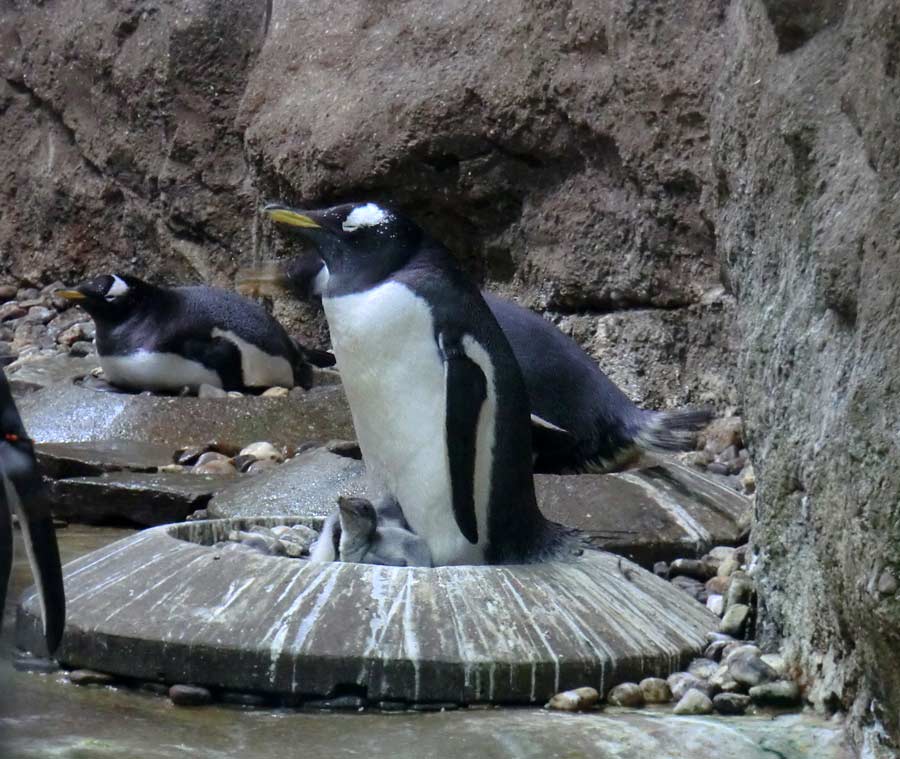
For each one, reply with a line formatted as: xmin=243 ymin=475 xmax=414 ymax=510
xmin=0 ymin=371 xmax=65 ymax=654
xmin=57 ymin=274 xmax=333 ymax=393
xmin=241 ymin=252 xmax=711 ymax=473
xmin=262 ymin=202 xmax=575 ymax=565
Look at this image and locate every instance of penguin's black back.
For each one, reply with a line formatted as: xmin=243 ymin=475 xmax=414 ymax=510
xmin=483 ymin=294 xmax=646 ymax=471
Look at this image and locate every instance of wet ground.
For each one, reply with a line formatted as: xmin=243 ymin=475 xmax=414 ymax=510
xmin=1 ymin=527 xmax=852 ymax=759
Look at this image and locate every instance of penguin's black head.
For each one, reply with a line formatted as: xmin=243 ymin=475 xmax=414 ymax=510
xmin=57 ymin=274 xmax=151 ymax=321
xmin=262 ymin=202 xmax=424 ymax=292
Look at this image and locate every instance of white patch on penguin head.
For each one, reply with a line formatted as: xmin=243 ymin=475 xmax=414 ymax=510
xmin=342 ymin=203 xmax=389 ymax=232
xmin=105 ymin=274 xmax=130 ymax=300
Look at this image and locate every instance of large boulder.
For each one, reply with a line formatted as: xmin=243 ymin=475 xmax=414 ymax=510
xmin=712 ymin=0 xmax=900 ymax=751
xmin=0 ymin=0 xmax=736 ymax=409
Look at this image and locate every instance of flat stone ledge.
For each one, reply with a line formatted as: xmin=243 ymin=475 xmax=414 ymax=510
xmin=17 ymin=517 xmax=717 ymax=705
xmin=16 ymin=381 xmax=354 ymax=449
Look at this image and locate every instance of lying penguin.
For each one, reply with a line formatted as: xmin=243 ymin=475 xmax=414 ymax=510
xmin=0 ymin=371 xmax=65 ymax=654
xmin=310 ymin=496 xmax=432 ymax=567
xmin=57 ymin=274 xmax=334 ymax=393
xmin=240 ymin=252 xmax=711 ymax=474
xmin=258 ymin=201 xmax=578 ymax=565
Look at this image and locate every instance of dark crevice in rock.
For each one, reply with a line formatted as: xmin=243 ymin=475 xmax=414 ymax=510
xmin=760 ymin=0 xmax=848 ymax=54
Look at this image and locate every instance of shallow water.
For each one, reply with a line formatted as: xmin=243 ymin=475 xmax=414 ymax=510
xmin=1 ymin=527 xmax=852 ymax=759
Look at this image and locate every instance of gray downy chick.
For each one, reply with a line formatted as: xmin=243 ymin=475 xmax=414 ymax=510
xmin=309 ymin=496 xmax=432 ymax=567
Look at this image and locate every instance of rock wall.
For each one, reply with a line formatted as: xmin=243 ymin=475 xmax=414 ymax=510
xmin=711 ymin=0 xmax=900 ymax=753
xmin=0 ymin=0 xmax=734 ymax=409
xmin=4 ymin=0 xmax=899 ymax=751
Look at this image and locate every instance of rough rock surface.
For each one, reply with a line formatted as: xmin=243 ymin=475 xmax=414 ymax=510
xmin=712 ymin=0 xmax=900 ymax=752
xmin=0 ymin=0 xmax=736 ymax=410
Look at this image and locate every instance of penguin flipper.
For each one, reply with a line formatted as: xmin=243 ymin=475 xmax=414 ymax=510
xmin=0 ymin=479 xmax=11 ymax=626
xmin=442 ymin=338 xmax=487 ymax=545
xmin=7 ymin=474 xmax=66 ymax=654
xmin=174 ymin=336 xmax=244 ymax=390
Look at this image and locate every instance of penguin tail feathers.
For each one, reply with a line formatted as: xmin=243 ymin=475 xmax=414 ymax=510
xmin=291 ymin=337 xmax=336 ymax=369
xmin=634 ymin=407 xmax=714 ymax=453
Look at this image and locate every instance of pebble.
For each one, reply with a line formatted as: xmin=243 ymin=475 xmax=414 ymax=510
xmin=653 ymin=561 xmax=669 ymax=578
xmin=228 ymin=530 xmax=285 ymax=555
xmin=673 ymin=689 xmax=713 ymax=715
xmin=607 ymin=682 xmax=644 ymax=707
xmin=197 ymin=383 xmax=227 ymax=398
xmin=261 ymin=386 xmax=289 ymax=397
xmin=247 ymin=459 xmax=279 ymax=475
xmin=23 ymin=305 xmax=55 ymax=324
xmin=638 ymin=677 xmax=671 ymax=704
xmin=741 ymin=466 xmax=756 ymax=494
xmin=169 ymin=684 xmax=213 ymax=706
xmin=0 ymin=302 xmax=26 ymax=322
xmin=727 ymin=652 xmax=778 ymax=688
xmin=57 ymin=322 xmax=90 ymax=346
xmin=701 ymin=416 xmax=743 ymax=456
xmin=748 ymin=680 xmax=801 ymax=707
xmin=719 ymin=603 xmax=751 ymax=637
xmin=226 ymin=391 xmax=244 ymax=398
xmin=706 ymin=546 xmax=737 ymax=563
xmin=704 ymin=639 xmax=730 ymax=661
xmin=726 ymin=575 xmax=754 ymax=608
xmin=717 ymin=557 xmax=740 ymax=578
xmin=176 ymin=445 xmax=214 ymax=466
xmin=706 ymin=594 xmax=724 ymax=616
xmin=159 ymin=463 xmax=188 ymax=474
xmin=667 ymin=672 xmax=712 ymax=700
xmin=709 ymin=664 xmax=742 ymax=693
xmin=545 ymin=686 xmax=600 ymax=711
xmin=239 ymin=441 xmax=284 ymax=463
xmin=723 ymin=644 xmax=761 ymax=664
xmin=669 ymin=558 xmax=717 ymax=581
xmin=713 ymin=692 xmax=750 ymax=715
xmin=377 ymin=700 xmax=408 ymax=712
xmin=687 ymin=658 xmax=718 ymax=680
xmin=233 ymin=454 xmax=258 ymax=472
xmin=0 ymin=284 xmax=17 ymax=303
xmin=196 ymin=451 xmax=231 ymax=466
xmin=877 ymin=569 xmax=898 ymax=595
xmin=706 ymin=462 xmax=729 ymax=476
xmin=13 ymin=655 xmax=60 ymax=673
xmin=669 ymin=575 xmax=707 ymax=602
xmin=69 ymin=340 xmax=95 ymax=357
xmin=194 ymin=459 xmax=237 ymax=475
xmin=69 ymin=669 xmax=117 ymax=686
xmin=760 ymin=653 xmax=787 ymax=676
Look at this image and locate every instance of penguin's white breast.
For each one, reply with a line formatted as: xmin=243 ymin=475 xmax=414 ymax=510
xmin=100 ymin=351 xmax=222 ymax=391
xmin=323 ymin=281 xmax=488 ymax=565
xmin=211 ymin=329 xmax=294 ymax=388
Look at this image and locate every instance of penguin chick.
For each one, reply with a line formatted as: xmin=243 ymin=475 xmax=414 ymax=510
xmin=337 ymin=497 xmax=433 ymax=567
xmin=57 ymin=273 xmax=332 ymax=393
xmin=240 ymin=253 xmax=711 ymax=474
xmin=309 ymin=495 xmax=432 ymax=567
xmin=0 ymin=372 xmax=65 ymax=654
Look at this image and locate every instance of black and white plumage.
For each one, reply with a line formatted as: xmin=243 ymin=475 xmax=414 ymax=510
xmin=57 ymin=274 xmax=333 ymax=393
xmin=262 ymin=202 xmax=575 ymax=566
xmin=243 ymin=251 xmax=711 ymax=473
xmin=0 ymin=371 xmax=65 ymax=654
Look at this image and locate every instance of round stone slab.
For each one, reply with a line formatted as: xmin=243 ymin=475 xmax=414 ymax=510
xmin=16 ymin=518 xmax=716 ymax=705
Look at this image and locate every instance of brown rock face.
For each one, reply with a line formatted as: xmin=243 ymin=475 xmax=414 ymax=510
xmin=712 ymin=0 xmax=900 ymax=752
xmin=0 ymin=0 xmax=735 ymax=408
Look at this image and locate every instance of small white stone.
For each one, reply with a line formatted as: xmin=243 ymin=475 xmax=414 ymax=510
xmin=239 ymin=441 xmax=284 ymax=462
xmin=673 ymin=689 xmax=713 ymax=715
xmin=707 ymin=594 xmax=725 ymax=616
xmin=545 ymin=686 xmax=599 ymax=711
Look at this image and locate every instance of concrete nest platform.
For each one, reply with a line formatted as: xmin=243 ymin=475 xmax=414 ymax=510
xmin=17 ymin=517 xmax=717 ymax=706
